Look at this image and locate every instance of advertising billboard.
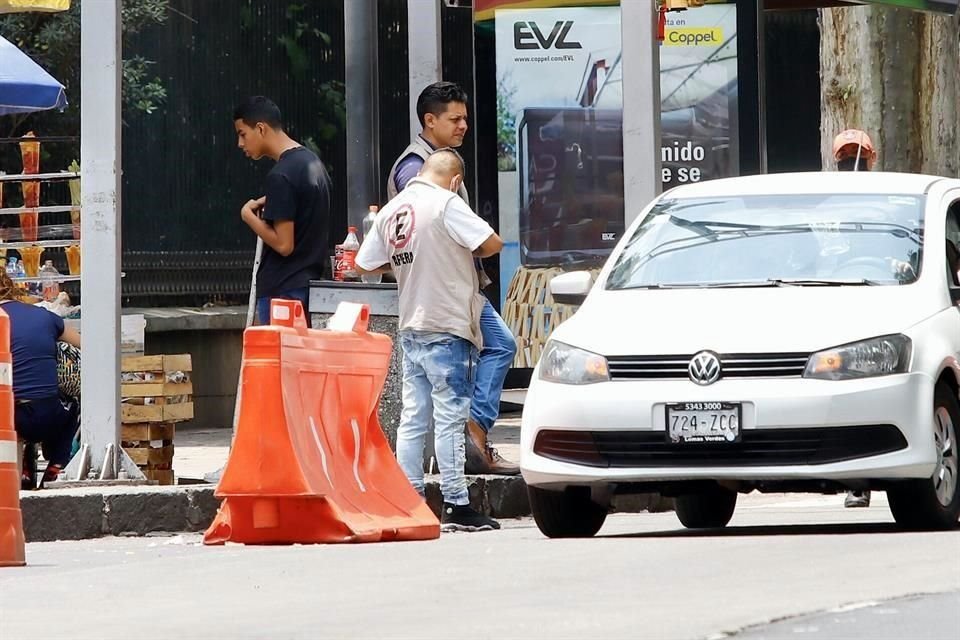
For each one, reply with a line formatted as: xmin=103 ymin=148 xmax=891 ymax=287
xmin=494 ymin=2 xmax=739 ymax=367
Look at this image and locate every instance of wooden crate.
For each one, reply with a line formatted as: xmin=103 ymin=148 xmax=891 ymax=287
xmin=120 ymin=354 xmax=193 ymax=425
xmin=121 ymin=422 xmax=175 ymax=485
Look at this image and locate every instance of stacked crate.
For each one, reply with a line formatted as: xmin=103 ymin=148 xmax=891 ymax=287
xmin=120 ymin=354 xmax=193 ymax=485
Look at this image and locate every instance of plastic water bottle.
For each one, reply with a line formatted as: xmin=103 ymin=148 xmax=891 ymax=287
xmin=361 ymin=206 xmax=382 ymax=284
xmin=5 ymin=257 xmax=18 ymax=279
xmin=40 ymin=260 xmax=61 ymax=301
xmin=361 ymin=205 xmax=378 ymax=241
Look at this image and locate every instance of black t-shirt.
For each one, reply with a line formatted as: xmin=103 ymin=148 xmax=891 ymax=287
xmin=257 ymin=146 xmax=331 ymax=296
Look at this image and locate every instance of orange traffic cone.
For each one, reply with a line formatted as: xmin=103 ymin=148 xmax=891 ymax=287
xmin=0 ymin=308 xmax=26 ymax=567
xmin=204 ymin=300 xmax=439 ymax=545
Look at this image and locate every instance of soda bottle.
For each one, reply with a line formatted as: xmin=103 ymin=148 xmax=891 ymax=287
xmin=333 ymin=244 xmax=344 ymax=281
xmin=40 ymin=260 xmax=61 ymax=302
xmin=340 ymin=227 xmax=361 ymax=282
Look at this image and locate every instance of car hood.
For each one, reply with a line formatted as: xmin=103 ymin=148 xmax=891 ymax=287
xmin=554 ymin=285 xmax=940 ymax=356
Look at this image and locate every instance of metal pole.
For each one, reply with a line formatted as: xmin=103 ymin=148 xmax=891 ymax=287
xmin=407 ymin=0 xmax=443 ymax=142
xmin=345 ymin=0 xmax=381 ymax=222
xmin=620 ymin=0 xmax=662 ymax=226
xmin=69 ymin=0 xmax=141 ymax=480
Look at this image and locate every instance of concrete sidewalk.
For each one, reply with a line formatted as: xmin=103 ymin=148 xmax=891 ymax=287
xmin=174 ymin=415 xmax=523 ymax=482
xmin=19 ymin=415 xmax=671 ymax=542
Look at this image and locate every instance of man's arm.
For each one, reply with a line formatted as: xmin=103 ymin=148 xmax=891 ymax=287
xmin=241 ymin=197 xmax=295 ymax=256
xmin=355 ymin=221 xmax=392 ymax=275
xmin=473 ymin=233 xmax=504 ymax=258
xmin=394 ymin=155 xmax=424 ymax=193
xmin=242 ymin=171 xmax=299 ymax=256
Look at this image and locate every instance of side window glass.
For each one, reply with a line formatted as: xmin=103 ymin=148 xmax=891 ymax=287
xmin=946 ymin=203 xmax=960 ymax=287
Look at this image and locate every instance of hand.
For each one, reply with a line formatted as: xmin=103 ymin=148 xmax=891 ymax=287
xmin=241 ymin=197 xmax=266 ymax=226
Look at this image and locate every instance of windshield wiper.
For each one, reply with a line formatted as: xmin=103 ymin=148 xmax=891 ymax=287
xmin=620 ymin=278 xmax=887 ymax=290
xmin=765 ymin=278 xmax=885 ymax=286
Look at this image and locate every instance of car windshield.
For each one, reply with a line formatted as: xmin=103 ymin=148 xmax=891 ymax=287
xmin=606 ymin=194 xmax=925 ymax=290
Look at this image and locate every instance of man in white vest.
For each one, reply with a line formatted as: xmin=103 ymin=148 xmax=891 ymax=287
xmin=356 ymin=150 xmax=504 ymax=532
xmin=387 ymin=81 xmax=520 ymax=476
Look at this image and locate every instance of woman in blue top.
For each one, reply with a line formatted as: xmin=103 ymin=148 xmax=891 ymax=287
xmin=0 ymin=271 xmax=81 ymax=487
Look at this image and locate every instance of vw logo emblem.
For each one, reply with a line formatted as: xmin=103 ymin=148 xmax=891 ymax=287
xmin=688 ymin=351 xmax=721 ymax=386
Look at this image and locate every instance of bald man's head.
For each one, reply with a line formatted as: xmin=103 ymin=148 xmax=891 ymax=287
xmin=420 ymin=148 xmax=466 ymax=193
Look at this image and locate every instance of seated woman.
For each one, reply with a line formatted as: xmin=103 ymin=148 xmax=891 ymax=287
xmin=0 ymin=271 xmax=81 ymax=488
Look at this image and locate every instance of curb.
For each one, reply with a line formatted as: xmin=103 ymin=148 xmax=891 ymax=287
xmin=20 ymin=477 xmax=673 ymax=543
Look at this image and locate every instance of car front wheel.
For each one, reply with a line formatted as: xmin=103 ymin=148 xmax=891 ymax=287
xmin=675 ymin=483 xmax=737 ymax=529
xmin=528 ymin=486 xmax=608 ymax=538
xmin=888 ymin=383 xmax=960 ymax=530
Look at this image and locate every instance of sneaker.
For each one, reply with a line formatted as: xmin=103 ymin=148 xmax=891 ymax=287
xmin=844 ymin=490 xmax=871 ymax=508
xmin=440 ymin=503 xmax=501 ymax=532
xmin=39 ymin=464 xmax=63 ymax=489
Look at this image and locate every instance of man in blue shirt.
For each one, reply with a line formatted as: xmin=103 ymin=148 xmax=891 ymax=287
xmin=386 ymin=82 xmax=519 ymax=475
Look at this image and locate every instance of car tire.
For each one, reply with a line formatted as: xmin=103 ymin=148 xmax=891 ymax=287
xmin=888 ymin=383 xmax=960 ymax=531
xmin=675 ymin=484 xmax=737 ymax=529
xmin=528 ymin=486 xmax=608 ymax=538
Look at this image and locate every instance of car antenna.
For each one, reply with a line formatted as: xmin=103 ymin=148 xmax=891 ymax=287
xmin=853 ymin=131 xmax=865 ymax=173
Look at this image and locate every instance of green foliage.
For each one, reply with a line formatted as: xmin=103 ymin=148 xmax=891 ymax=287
xmin=497 ymin=73 xmax=518 ymax=171
xmin=0 ymin=0 xmax=170 ymax=136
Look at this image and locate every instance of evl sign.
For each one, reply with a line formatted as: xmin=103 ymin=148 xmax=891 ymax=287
xmin=514 ymin=21 xmax=583 ymax=50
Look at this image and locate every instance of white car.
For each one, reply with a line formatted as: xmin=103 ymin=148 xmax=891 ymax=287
xmin=521 ymin=172 xmax=960 ymax=537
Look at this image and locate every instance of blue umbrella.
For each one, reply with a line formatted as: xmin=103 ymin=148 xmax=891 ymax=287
xmin=0 ymin=35 xmax=67 ymax=116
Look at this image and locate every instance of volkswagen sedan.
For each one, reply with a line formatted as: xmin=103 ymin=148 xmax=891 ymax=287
xmin=521 ymin=172 xmax=960 ymax=537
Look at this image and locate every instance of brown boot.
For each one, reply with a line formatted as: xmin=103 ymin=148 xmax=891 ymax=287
xmin=465 ymin=419 xmax=520 ymax=476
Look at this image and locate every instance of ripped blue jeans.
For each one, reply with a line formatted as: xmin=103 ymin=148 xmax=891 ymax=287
xmin=396 ymin=330 xmax=478 ymax=506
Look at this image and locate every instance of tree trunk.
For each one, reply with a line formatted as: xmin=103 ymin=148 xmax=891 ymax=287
xmin=819 ymin=6 xmax=960 ymax=176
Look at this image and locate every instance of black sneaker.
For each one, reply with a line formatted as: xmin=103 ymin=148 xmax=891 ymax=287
xmin=441 ymin=503 xmax=501 ymax=532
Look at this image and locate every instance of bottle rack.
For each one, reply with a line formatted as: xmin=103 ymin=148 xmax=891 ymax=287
xmin=0 ymin=141 xmax=80 ymax=286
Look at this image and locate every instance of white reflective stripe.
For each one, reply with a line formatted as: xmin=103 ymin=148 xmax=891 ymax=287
xmin=350 ymin=418 xmax=366 ymax=493
xmin=0 ymin=362 xmax=10 ymax=387
xmin=0 ymin=440 xmax=16 ymax=465
xmin=308 ymin=416 xmax=332 ymax=487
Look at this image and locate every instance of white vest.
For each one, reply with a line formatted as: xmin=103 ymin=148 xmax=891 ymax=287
xmin=373 ymin=178 xmax=485 ymax=348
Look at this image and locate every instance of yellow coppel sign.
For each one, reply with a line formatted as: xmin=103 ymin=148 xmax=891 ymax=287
xmin=0 ymin=0 xmax=70 ymax=14
xmin=663 ymin=27 xmax=724 ymax=47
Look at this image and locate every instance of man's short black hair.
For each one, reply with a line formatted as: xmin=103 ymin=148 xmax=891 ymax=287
xmin=233 ymin=96 xmax=283 ymax=129
xmin=416 ymin=82 xmax=468 ymax=127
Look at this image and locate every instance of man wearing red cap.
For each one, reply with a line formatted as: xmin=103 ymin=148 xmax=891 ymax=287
xmin=834 ymin=128 xmax=876 ymax=509
xmin=833 ymin=129 xmax=877 ymax=172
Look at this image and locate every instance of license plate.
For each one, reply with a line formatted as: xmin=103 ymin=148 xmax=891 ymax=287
xmin=666 ymin=402 xmax=742 ymax=444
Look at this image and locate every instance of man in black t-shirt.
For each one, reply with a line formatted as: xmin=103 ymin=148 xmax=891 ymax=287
xmin=233 ymin=96 xmax=331 ymax=325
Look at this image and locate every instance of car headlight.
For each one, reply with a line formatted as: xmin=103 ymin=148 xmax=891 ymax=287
xmin=804 ymin=334 xmax=912 ymax=380
xmin=539 ymin=340 xmax=610 ymax=385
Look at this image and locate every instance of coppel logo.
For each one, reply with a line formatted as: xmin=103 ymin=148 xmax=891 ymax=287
xmin=664 ymin=27 xmax=723 ymax=47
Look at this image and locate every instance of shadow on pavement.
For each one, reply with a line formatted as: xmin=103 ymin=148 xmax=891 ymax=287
xmin=600 ymin=521 xmax=919 ymax=539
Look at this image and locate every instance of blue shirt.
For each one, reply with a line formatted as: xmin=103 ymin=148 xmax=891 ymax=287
xmin=3 ymin=301 xmax=64 ymax=400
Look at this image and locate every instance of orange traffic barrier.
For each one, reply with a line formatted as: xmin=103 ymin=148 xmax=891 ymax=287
xmin=0 ymin=308 xmax=26 ymax=567
xmin=204 ymin=299 xmax=440 ymax=545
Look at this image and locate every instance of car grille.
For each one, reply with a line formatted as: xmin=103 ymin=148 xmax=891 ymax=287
xmin=606 ymin=353 xmax=810 ymax=381
xmin=533 ymin=426 xmax=908 ymax=468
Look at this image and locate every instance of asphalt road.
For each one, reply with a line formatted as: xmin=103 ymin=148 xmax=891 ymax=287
xmin=1 ymin=494 xmax=957 ymax=640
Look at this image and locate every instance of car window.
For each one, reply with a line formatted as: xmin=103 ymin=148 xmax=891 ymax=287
xmin=945 ymin=203 xmax=960 ymax=287
xmin=607 ymin=194 xmax=925 ymax=290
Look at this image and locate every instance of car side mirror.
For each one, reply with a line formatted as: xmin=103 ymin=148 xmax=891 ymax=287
xmin=550 ymin=271 xmax=593 ymax=306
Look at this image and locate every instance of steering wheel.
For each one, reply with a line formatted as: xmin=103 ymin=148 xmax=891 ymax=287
xmin=833 ymin=256 xmax=899 ymax=279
